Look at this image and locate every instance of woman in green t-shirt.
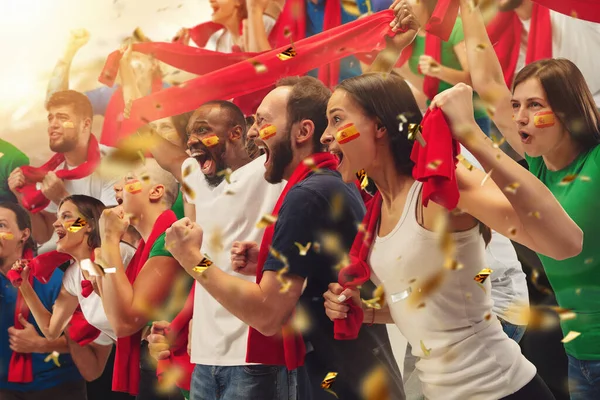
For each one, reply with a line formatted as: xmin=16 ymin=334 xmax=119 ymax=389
xmin=459 ymin=1 xmax=600 ymax=398
xmin=393 ymin=0 xmax=490 ymax=134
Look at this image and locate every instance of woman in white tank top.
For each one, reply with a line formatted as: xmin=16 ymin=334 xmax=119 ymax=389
xmin=317 ymin=6 xmax=581 ymax=398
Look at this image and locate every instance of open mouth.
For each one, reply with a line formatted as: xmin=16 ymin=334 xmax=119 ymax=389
xmin=262 ymin=145 xmax=271 ymax=166
xmin=330 ymin=150 xmax=344 ymax=166
xmin=191 ymin=149 xmax=216 ymax=176
xmin=519 ymin=130 xmax=532 ymax=144
xmin=116 ymin=196 xmax=123 ymax=205
xmin=56 ymin=229 xmax=67 ymax=241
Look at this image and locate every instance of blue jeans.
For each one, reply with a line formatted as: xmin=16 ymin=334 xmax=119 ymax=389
xmin=190 ymin=364 xmax=300 ymax=400
xmin=568 ymin=355 xmax=600 ymax=400
xmin=499 ymin=317 xmax=527 ymax=344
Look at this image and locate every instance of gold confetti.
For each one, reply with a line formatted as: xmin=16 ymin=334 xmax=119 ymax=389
xmin=208 ymin=228 xmax=224 ymax=254
xmin=276 ymin=266 xmax=292 ymax=293
xmin=408 ymin=272 xmax=445 ymax=307
xmin=361 ymin=285 xmax=386 ymax=310
xmin=528 ymin=211 xmax=541 ymax=219
xmin=561 ymin=331 xmax=581 ymax=343
xmin=157 ymin=366 xmax=184 ymax=394
xmin=571 ymin=10 xmax=578 ymax=18
xmin=480 ymin=168 xmax=494 ymax=186
xmin=181 ymin=182 xmax=195 ymax=201
xmin=192 ymin=257 xmax=213 ymax=274
xmin=66 ymin=217 xmax=87 ymax=233
xmin=484 ymin=312 xmax=492 ymax=320
xmin=44 ymin=351 xmax=61 ymax=367
xmin=356 ymin=169 xmax=369 ymax=190
xmin=277 ymin=46 xmax=296 ymax=61
xmin=249 ymin=59 xmax=267 ymax=74
xmin=368 ymin=37 xmax=402 ymax=74
xmin=504 ymin=182 xmax=520 ymax=194
xmin=256 ymin=214 xmax=277 ymax=229
xmin=294 ymin=242 xmax=312 ymax=256
xmin=361 ymin=366 xmax=389 ymax=400
xmin=407 ymin=123 xmax=426 ymax=147
xmin=531 ymin=269 xmax=553 ymax=295
xmin=585 ymin=258 xmax=594 ymax=265
xmin=434 ymin=211 xmax=461 ymax=271
xmin=560 ymin=174 xmax=578 ymax=185
xmin=428 ymin=60 xmax=441 ymax=74
xmin=426 ymin=160 xmax=442 ymax=170
xmin=490 ymin=133 xmax=506 ymax=149
xmin=420 ymin=340 xmax=431 ymax=357
xmin=217 ymin=168 xmax=233 ymax=184
xmin=322 ymin=372 xmax=338 ymax=390
xmin=62 ymin=121 xmax=75 ymax=129
xmin=576 ymin=288 xmax=582 ymax=295
xmin=224 ymin=189 xmax=235 ymax=196
xmin=549 ymin=306 xmax=577 ymax=321
xmin=0 ymin=152 xmax=3 ymax=158
xmin=333 ymin=253 xmax=351 ymax=271
xmin=508 ymin=227 xmax=517 ymax=236
xmin=474 ymin=268 xmax=493 ymax=284
xmin=291 ymin=304 xmax=312 ymax=333
xmin=579 ymin=175 xmax=591 ymax=182
xmin=475 ymin=43 xmax=487 ymax=51
xmin=182 ymin=164 xmax=193 ymax=178
xmin=0 ymin=232 xmax=15 ymax=240
xmin=456 ymin=154 xmax=474 ymax=171
xmin=331 ymin=192 xmax=344 ymax=220
xmin=140 ymin=173 xmax=151 ymax=183
xmin=283 ymin=27 xmax=292 ymax=37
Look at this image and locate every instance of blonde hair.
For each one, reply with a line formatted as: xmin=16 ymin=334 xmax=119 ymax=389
xmin=137 ymin=159 xmax=178 ymax=207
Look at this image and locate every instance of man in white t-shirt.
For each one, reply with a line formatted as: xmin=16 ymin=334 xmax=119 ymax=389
xmin=503 ymin=0 xmax=600 ymax=105
xmin=146 ymin=100 xmax=292 ymax=400
xmin=7 ymin=90 xmax=118 ymax=246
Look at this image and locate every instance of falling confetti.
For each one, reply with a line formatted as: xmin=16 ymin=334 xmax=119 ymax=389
xmin=579 ymin=175 xmax=591 ymax=182
xmin=531 ymin=269 xmax=553 ymax=295
xmin=484 ymin=312 xmax=492 ymax=320
xmin=528 ymin=211 xmax=541 ymax=219
xmin=140 ymin=173 xmax=151 ymax=183
xmin=249 ymin=59 xmax=268 ymax=74
xmin=585 ymin=258 xmax=594 ymax=265
xmin=361 ymin=366 xmax=390 ymax=400
xmin=331 ymin=192 xmax=344 ymax=220
xmin=217 ymin=168 xmax=233 ymax=184
xmin=276 ymin=265 xmax=292 ymax=293
xmin=475 ymin=43 xmax=487 ymax=51
xmin=426 ymin=160 xmax=442 ymax=170
xmin=397 ymin=113 xmax=408 ymax=132
xmin=157 ymin=366 xmax=184 ymax=394
xmin=0 ymin=152 xmax=3 ymax=158
xmin=407 ymin=123 xmax=426 ymax=147
xmin=490 ymin=133 xmax=506 ymax=149
xmin=192 ymin=257 xmax=213 ymax=274
xmin=428 ymin=60 xmax=441 ymax=74
xmin=559 ymin=174 xmax=578 ymax=185
xmin=44 ymin=351 xmax=61 ymax=367
xmin=181 ymin=182 xmax=195 ymax=201
xmin=508 ymin=227 xmax=517 ymax=236
xmin=256 ymin=214 xmax=278 ymax=229
xmin=361 ymin=285 xmax=386 ymax=310
xmin=208 ymin=228 xmax=224 ymax=254
xmin=390 ymin=287 xmax=412 ymax=303
xmin=504 ymin=182 xmax=520 ymax=195
xmin=294 ymin=242 xmax=312 ymax=256
xmin=321 ymin=372 xmax=339 ymax=398
xmin=456 ymin=154 xmax=474 ymax=171
xmin=356 ymin=169 xmax=369 ymax=190
xmin=549 ymin=306 xmax=577 ymax=321
xmin=562 ymin=331 xmax=581 ymax=343
xmin=474 ymin=268 xmax=493 ymax=284
xmin=0 ymin=232 xmax=15 ymax=240
xmin=224 ymin=189 xmax=235 ymax=196
xmin=277 ymin=47 xmax=296 ymax=61
xmin=480 ymin=168 xmax=494 ymax=186
xmin=434 ymin=211 xmax=462 ymax=271
xmin=66 ymin=217 xmax=87 ymax=233
xmin=408 ymin=272 xmax=445 ymax=307
xmin=182 ymin=164 xmax=193 ymax=178
xmin=420 ymin=340 xmax=431 ymax=357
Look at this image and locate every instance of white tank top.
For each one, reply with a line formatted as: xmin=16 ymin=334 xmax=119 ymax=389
xmin=369 ymin=181 xmax=536 ymax=400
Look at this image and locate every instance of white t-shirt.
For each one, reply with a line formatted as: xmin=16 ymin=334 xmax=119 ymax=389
xmin=461 ymin=146 xmax=529 ymax=324
xmin=62 ymin=242 xmax=137 ymax=345
xmin=369 ymin=181 xmax=536 ymax=399
xmin=204 ymin=15 xmax=277 ymax=53
xmin=517 ymin=11 xmax=600 ymax=105
xmin=182 ymin=155 xmax=285 ymax=365
xmin=44 ymin=144 xmax=118 ymax=214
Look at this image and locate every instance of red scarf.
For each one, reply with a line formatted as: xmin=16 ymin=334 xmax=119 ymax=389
xmin=246 ymin=153 xmax=338 ymax=369
xmin=156 ymin=284 xmax=195 ymax=391
xmin=532 ymin=0 xmax=600 ymax=23
xmin=486 ymin=3 xmax=552 ymax=87
xmin=16 ymin=135 xmax=101 ymax=213
xmin=7 ymin=249 xmax=34 ymax=383
xmin=113 ymin=209 xmax=177 ymax=395
xmin=335 ymin=109 xmax=460 ymax=340
xmin=410 ymin=108 xmax=460 ymax=210
xmin=120 ymin=11 xmax=395 ymax=135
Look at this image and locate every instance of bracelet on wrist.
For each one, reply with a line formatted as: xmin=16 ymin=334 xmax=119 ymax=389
xmin=192 ymin=256 xmax=213 ymax=274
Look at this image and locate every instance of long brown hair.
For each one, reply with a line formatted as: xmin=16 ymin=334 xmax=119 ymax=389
xmin=58 ymin=195 xmax=106 ymax=249
xmin=513 ymin=59 xmax=600 ymax=151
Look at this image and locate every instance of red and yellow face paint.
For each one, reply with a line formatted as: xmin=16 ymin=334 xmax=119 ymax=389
xmin=0 ymin=232 xmax=15 ymax=240
xmin=533 ymin=111 xmax=556 ymax=128
xmin=259 ymin=124 xmax=277 ymax=140
xmin=124 ymin=180 xmax=143 ymax=194
xmin=201 ymin=135 xmax=220 ymax=147
xmin=335 ymin=123 xmax=360 ymax=145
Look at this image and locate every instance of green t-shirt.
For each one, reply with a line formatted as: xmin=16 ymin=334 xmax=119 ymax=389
xmin=526 ymin=145 xmax=600 ymax=360
xmin=0 ymin=139 xmax=29 ymax=203
xmin=171 ymin=190 xmax=185 ymax=219
xmin=149 ymin=233 xmax=173 ymax=259
xmin=408 ymin=17 xmax=487 ymax=120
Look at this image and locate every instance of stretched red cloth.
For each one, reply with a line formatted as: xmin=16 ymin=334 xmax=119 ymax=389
xmin=410 ymin=108 xmax=460 ymax=210
xmin=121 ymin=11 xmax=395 ymax=134
xmin=334 ymin=193 xmax=382 ymax=340
xmin=16 ymin=135 xmax=101 ymax=213
xmin=486 ymin=3 xmax=552 ymax=87
xmin=67 ymin=308 xmax=101 ymax=346
xmin=113 ymin=210 xmax=177 ymax=395
xmin=425 ymin=0 xmax=459 ymax=42
xmin=316 ymin=0 xmax=342 ymax=89
xmin=532 ymin=0 xmax=600 ymax=23
xmin=8 ymin=249 xmax=34 ymax=383
xmin=7 ymin=251 xmax=73 ymax=286
xmin=156 ymin=284 xmax=196 ymax=391
xmin=246 ymin=153 xmax=338 ymax=369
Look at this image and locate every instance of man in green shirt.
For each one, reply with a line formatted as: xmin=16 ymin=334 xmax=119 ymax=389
xmin=0 ymin=139 xmax=29 ymax=204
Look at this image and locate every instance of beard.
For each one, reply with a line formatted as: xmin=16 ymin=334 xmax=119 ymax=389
xmin=49 ymin=134 xmax=78 ymax=153
xmin=498 ymin=0 xmax=524 ymax=11
xmin=265 ymin=129 xmax=293 ymax=184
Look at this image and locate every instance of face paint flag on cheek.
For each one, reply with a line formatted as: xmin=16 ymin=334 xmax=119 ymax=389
xmin=336 ymin=123 xmax=360 ymax=144
xmin=259 ymin=124 xmax=277 ymax=140
xmin=201 ymin=135 xmax=220 ymax=147
xmin=534 ymin=111 xmax=556 ymax=128
xmin=0 ymin=232 xmax=15 ymax=240
xmin=66 ymin=217 xmax=88 ymax=233
xmin=125 ymin=180 xmax=143 ymax=194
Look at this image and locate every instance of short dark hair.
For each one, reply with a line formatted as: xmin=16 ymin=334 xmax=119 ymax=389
xmin=276 ymin=76 xmax=332 ymax=152
xmin=514 ymin=59 xmax=600 ymax=151
xmin=336 ymin=73 xmax=421 ymax=176
xmin=58 ymin=195 xmax=106 ymax=249
xmin=194 ymin=100 xmax=247 ymax=139
xmin=0 ymin=202 xmax=36 ymax=254
xmin=47 ymin=90 xmax=93 ymax=120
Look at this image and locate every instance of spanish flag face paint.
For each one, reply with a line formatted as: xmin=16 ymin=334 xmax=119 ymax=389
xmin=0 ymin=232 xmax=14 ymax=240
xmin=201 ymin=135 xmax=220 ymax=148
xmin=335 ymin=123 xmax=360 ymax=145
xmin=259 ymin=124 xmax=277 ymax=140
xmin=533 ymin=111 xmax=556 ymax=128
xmin=124 ymin=180 xmax=143 ymax=194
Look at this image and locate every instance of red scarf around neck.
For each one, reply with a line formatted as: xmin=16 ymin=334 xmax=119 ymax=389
xmin=532 ymin=0 xmax=600 ymax=23
xmin=486 ymin=3 xmax=552 ymax=87
xmin=113 ymin=209 xmax=177 ymax=395
xmin=16 ymin=135 xmax=101 ymax=214
xmin=8 ymin=248 xmax=34 ymax=383
xmin=120 ymin=11 xmax=395 ymax=135
xmin=246 ymin=153 xmax=338 ymax=370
